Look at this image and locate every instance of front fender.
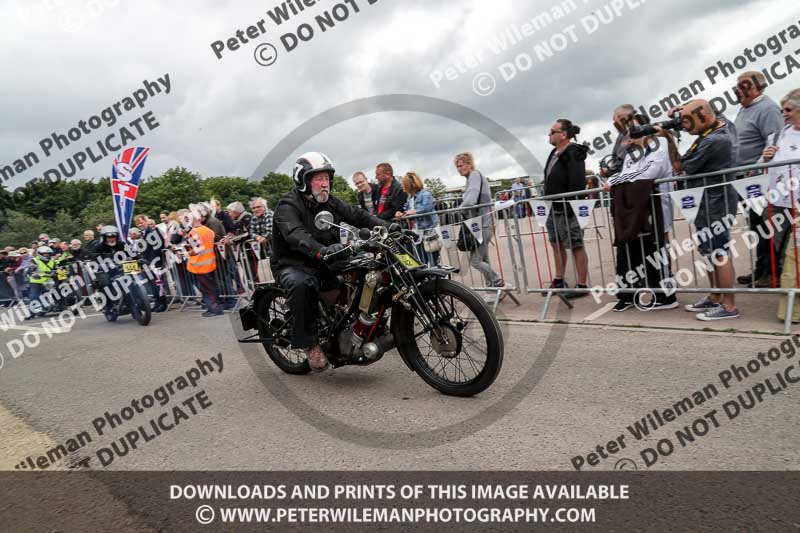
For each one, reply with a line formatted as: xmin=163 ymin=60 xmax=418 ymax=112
xmin=411 ymin=266 xmax=458 ymax=282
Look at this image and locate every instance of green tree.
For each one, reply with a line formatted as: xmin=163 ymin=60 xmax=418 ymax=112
xmin=78 ymin=197 xmax=116 ymax=231
xmin=46 ymin=210 xmax=84 ymax=241
xmin=202 ymin=176 xmax=261 ymax=208
xmin=332 ymin=175 xmax=357 ymax=205
xmin=135 ymin=167 xmax=203 ymax=215
xmin=425 ymin=177 xmax=447 ymax=199
xmin=0 ymin=184 xmax=13 ymax=213
xmin=0 ymin=210 xmax=47 ymax=247
xmin=258 ymin=172 xmax=295 ymax=208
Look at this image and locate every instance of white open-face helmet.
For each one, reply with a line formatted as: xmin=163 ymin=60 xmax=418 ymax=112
xmin=37 ymin=245 xmax=54 ymax=259
xmin=292 ymin=152 xmax=334 ymax=193
xmin=100 ymin=225 xmax=119 ymax=240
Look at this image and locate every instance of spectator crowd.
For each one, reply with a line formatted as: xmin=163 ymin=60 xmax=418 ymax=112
xmin=2 ymin=78 xmax=799 ymax=324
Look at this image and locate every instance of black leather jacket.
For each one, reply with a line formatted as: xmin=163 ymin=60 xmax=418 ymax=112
xmin=91 ymin=240 xmax=127 ymax=259
xmin=371 ymin=179 xmax=408 ymax=221
xmin=270 ymin=189 xmax=385 ymax=271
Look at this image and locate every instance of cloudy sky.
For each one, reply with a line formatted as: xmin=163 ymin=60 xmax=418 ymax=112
xmin=1 ymin=0 xmax=799 ymax=193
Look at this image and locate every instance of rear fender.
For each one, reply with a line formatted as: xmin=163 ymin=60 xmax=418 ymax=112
xmin=239 ymin=283 xmax=282 ymax=331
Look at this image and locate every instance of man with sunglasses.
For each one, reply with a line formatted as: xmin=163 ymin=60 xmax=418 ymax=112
xmin=733 ymin=71 xmax=785 ymax=288
xmin=543 ymin=118 xmax=590 ymax=298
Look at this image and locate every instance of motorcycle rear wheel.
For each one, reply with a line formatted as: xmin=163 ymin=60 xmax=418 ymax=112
xmin=257 ymin=289 xmax=311 ymax=375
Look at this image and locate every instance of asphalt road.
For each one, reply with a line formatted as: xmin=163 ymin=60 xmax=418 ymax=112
xmin=1 ymin=306 xmax=798 ymax=472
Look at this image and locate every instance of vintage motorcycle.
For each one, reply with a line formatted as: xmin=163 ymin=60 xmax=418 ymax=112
xmin=102 ymin=258 xmax=152 ymax=326
xmin=238 ymin=211 xmax=503 ymax=397
xmin=24 ymin=257 xmax=82 ymax=317
xmin=50 ymin=258 xmax=82 ymax=313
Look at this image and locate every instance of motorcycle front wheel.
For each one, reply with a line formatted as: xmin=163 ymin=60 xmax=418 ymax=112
xmin=129 ymin=283 xmax=152 ymax=326
xmin=393 ymin=279 xmax=503 ymax=397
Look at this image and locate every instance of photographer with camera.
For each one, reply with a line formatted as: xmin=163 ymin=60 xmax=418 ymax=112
xmin=543 ymin=119 xmax=590 ymax=298
xmin=609 ymin=114 xmax=678 ymax=312
xmin=665 ymin=99 xmax=740 ymax=320
xmin=601 ymin=104 xmax=636 ymax=178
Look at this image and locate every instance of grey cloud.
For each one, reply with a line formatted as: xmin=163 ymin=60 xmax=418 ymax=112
xmin=1 ymin=0 xmax=796 ymax=192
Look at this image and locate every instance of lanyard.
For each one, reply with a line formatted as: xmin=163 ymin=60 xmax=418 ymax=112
xmin=686 ymin=121 xmax=724 ymax=156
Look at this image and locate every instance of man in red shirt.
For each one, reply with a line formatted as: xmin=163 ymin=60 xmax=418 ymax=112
xmin=373 ymin=162 xmax=407 ymax=221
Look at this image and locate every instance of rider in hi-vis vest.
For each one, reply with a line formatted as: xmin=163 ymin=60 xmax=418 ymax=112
xmin=27 ymin=245 xmax=59 ymax=317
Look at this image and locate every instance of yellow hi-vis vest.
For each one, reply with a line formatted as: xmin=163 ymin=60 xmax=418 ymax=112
xmin=30 ymin=256 xmax=56 ymax=284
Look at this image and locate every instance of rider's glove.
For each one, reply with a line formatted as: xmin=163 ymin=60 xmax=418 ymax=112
xmin=317 ymin=243 xmax=352 ymax=262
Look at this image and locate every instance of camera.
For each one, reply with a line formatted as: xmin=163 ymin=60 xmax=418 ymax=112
xmin=599 ymin=154 xmax=621 ymax=175
xmin=628 ymin=112 xmax=682 ymax=139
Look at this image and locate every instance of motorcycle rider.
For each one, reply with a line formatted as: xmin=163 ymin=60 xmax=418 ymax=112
xmin=271 ymin=152 xmax=386 ymax=371
xmin=26 ymin=245 xmax=57 ymax=318
xmin=91 ymin=225 xmax=128 ymax=320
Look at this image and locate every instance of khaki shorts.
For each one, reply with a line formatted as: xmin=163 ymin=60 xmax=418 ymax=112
xmin=546 ymin=210 xmax=584 ymax=249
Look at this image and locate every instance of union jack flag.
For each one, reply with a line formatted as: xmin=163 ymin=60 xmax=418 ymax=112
xmin=111 ymin=147 xmax=150 ymax=240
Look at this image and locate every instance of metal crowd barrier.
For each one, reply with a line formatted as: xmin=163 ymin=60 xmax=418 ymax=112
xmin=158 ymin=239 xmax=272 ymax=312
xmin=499 ymin=158 xmax=800 ymax=332
xmin=2 ymin=239 xmax=271 ymax=316
xmin=402 ymin=159 xmax=800 ymax=332
xmin=0 ymin=258 xmax=96 ymax=309
xmin=0 ymin=271 xmax=19 ymax=306
xmin=401 ymin=201 xmax=524 ymax=311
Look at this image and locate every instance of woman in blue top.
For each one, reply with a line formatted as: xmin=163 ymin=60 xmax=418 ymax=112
xmin=396 ymin=172 xmax=440 ymax=266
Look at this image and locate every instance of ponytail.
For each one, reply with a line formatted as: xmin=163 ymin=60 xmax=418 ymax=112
xmin=556 ymin=118 xmax=581 ymax=140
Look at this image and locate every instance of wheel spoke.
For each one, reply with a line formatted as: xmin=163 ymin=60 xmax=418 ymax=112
xmin=259 ymin=295 xmax=308 ymax=367
xmin=410 ymin=288 xmax=491 ymax=385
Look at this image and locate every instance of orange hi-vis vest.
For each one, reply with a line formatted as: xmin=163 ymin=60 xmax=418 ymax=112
xmin=187 ymin=225 xmax=217 ymax=274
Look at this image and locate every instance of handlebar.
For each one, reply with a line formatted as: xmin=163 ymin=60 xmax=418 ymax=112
xmin=322 ymin=224 xmax=413 ymax=262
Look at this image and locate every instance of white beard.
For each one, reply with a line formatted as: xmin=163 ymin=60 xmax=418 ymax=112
xmin=313 ymin=191 xmax=330 ymax=203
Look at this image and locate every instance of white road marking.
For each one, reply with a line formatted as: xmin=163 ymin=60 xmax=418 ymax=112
xmin=581 ymin=302 xmax=616 ymax=322
xmin=3 ymin=325 xmax=71 ymax=334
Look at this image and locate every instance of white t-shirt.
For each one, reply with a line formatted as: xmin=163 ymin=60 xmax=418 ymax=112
xmin=766 ymin=127 xmax=800 ymax=208
xmin=610 ymin=139 xmax=675 ymax=232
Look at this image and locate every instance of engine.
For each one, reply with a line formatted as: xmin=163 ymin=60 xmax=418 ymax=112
xmin=337 ymin=270 xmax=394 ymax=363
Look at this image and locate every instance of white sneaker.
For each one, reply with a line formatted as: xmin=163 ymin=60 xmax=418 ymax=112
xmin=696 ymin=306 xmax=740 ymax=321
xmin=684 ymin=297 xmax=721 ymax=313
xmin=648 ymin=300 xmax=679 ymax=311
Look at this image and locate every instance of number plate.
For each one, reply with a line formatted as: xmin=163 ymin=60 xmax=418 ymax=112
xmin=393 ymin=252 xmax=422 ymax=269
xmin=55 ymin=268 xmax=69 ymax=281
xmin=122 ymin=261 xmax=140 ymax=274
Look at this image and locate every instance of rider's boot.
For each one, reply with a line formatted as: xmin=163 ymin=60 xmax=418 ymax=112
xmin=305 ymin=345 xmax=329 ymax=372
xmin=153 ymin=297 xmax=168 ymax=313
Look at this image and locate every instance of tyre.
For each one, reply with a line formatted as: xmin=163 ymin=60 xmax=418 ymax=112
xmin=256 ymin=289 xmax=310 ymax=375
xmin=104 ymin=309 xmax=118 ymax=322
xmin=129 ymin=283 xmax=152 ymax=326
xmin=392 ymin=278 xmax=503 ymax=397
